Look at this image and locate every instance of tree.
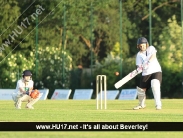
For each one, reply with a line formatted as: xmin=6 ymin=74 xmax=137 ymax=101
xmin=157 ymin=15 xmax=182 ymax=97
xmin=0 ymin=0 xmax=21 ymax=87
xmin=123 ymin=0 xmax=181 ymax=56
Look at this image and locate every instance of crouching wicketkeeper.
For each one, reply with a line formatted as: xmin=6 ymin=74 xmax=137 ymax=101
xmin=12 ymin=70 xmax=42 ymax=109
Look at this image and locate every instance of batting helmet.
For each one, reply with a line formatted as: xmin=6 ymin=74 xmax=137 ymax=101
xmin=22 ymin=70 xmax=32 ymax=77
xmin=137 ymin=37 xmax=149 ymax=48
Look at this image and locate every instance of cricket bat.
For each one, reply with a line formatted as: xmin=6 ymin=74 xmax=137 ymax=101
xmin=114 ymin=67 xmax=143 ymax=89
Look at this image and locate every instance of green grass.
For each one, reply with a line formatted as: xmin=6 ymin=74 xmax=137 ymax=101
xmin=0 ymin=99 xmax=183 ymax=137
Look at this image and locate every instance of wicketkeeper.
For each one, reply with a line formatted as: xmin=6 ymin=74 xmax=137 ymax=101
xmin=12 ymin=70 xmax=42 ymax=109
xmin=133 ymin=37 xmax=162 ymax=110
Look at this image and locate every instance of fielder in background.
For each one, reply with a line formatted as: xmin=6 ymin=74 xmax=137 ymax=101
xmin=12 ymin=70 xmax=42 ymax=109
xmin=133 ymin=37 xmax=162 ymax=110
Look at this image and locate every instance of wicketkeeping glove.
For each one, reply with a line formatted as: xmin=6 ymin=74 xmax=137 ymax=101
xmin=30 ymin=89 xmax=40 ymax=99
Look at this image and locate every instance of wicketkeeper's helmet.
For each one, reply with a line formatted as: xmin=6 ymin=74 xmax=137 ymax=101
xmin=22 ymin=70 xmax=32 ymax=77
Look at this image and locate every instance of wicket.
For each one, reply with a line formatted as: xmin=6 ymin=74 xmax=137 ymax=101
xmin=96 ymin=75 xmax=107 ymax=109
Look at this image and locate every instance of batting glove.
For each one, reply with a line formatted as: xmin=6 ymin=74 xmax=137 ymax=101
xmin=142 ymin=60 xmax=150 ymax=70
xmin=136 ymin=66 xmax=143 ymax=73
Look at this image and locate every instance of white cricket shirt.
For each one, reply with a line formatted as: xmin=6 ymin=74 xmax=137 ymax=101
xmin=136 ymin=46 xmax=162 ymax=76
xmin=15 ymin=79 xmax=34 ymax=94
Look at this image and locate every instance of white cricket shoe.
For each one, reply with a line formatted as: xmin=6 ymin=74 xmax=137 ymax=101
xmin=156 ymin=105 xmax=161 ymax=110
xmin=16 ymin=106 xmax=21 ymax=109
xmin=133 ymin=105 xmax=146 ymax=110
xmin=26 ymin=106 xmax=34 ymax=109
xmin=15 ymin=103 xmax=21 ymax=109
